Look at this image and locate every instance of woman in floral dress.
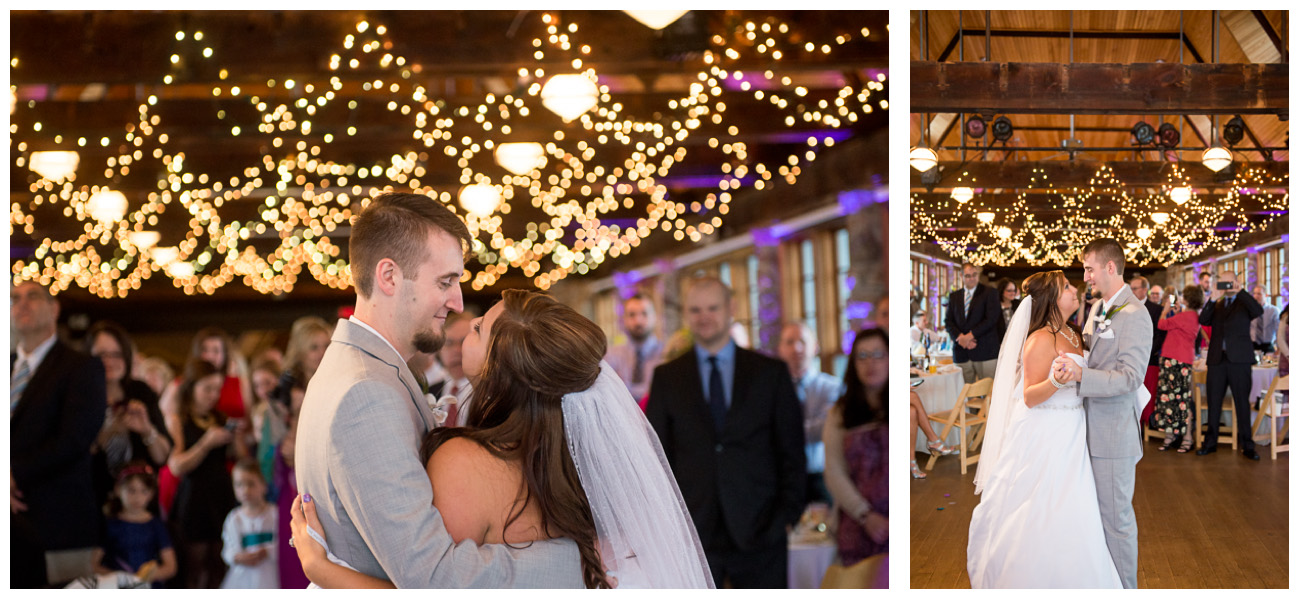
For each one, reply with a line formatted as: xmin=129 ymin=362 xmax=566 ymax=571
xmin=1153 ymin=285 xmax=1205 ymax=452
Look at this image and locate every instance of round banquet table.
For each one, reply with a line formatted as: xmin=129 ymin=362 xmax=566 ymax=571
xmin=1191 ymin=364 xmax=1280 ymax=438
xmin=911 ymin=367 xmax=966 ymax=452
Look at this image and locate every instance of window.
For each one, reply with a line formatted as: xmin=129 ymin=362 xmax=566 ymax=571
xmin=800 ymin=239 xmax=818 ymax=343
xmin=835 ymin=229 xmax=851 ymax=350
xmin=719 ymin=261 xmax=732 ymax=287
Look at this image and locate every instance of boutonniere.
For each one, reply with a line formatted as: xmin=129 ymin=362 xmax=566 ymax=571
xmin=1091 ymin=302 xmax=1128 ymax=339
xmin=426 ymin=394 xmax=458 ymax=427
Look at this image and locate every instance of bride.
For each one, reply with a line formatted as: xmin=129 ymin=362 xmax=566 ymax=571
xmin=966 ymin=271 xmax=1121 ymax=588
xmin=289 ymin=289 xmax=713 ymax=588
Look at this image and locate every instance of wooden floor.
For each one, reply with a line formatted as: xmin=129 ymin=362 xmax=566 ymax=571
xmin=909 ymin=438 xmax=1290 ymax=588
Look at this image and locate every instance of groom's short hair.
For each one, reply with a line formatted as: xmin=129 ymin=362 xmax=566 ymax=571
xmin=1082 ymin=238 xmax=1126 ymax=276
xmin=349 ymin=192 xmax=473 ymax=298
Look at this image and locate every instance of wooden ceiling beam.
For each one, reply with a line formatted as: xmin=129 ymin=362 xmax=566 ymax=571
xmin=911 ymin=61 xmax=1288 ymax=115
xmin=910 ymin=160 xmax=1288 ymax=189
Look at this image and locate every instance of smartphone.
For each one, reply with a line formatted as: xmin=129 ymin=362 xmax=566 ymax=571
xmin=1216 ymin=281 xmax=1233 ymax=290
xmin=224 ymin=419 xmax=240 ymax=431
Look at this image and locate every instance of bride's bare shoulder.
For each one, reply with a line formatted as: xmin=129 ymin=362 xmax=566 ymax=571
xmin=1021 ymin=329 xmax=1059 ymax=360
xmin=425 ymin=437 xmax=518 ymax=544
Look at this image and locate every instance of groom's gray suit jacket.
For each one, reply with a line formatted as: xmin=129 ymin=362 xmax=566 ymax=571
xmin=295 ymin=318 xmax=582 ymax=588
xmin=1078 ymin=285 xmax=1152 ymax=458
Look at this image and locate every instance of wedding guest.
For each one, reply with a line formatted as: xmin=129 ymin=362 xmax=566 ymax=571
xmin=910 ymin=311 xmax=938 ymax=350
xmin=1149 ymin=285 xmax=1165 ymax=306
xmin=1153 ymin=285 xmax=1205 ymax=453
xmin=221 ymin=459 xmax=279 ymax=589
xmin=605 ymin=293 xmax=663 ymax=403
xmin=872 ymin=297 xmax=890 ymax=333
xmin=646 ymin=277 xmax=805 ymax=588
xmin=162 ymin=327 xmax=254 ymax=423
xmin=427 ymin=312 xmax=474 ymax=425
xmin=776 ymin=321 xmax=839 ymax=504
xmin=270 ymin=316 xmax=333 ymax=419
xmin=167 ymin=359 xmax=239 ymax=588
xmin=944 ymin=263 xmax=1001 ymax=383
xmin=137 ymin=356 xmax=176 ymax=397
xmin=248 ymin=357 xmax=287 ymax=497
xmin=1130 ymin=276 xmax=1165 ymax=420
xmin=823 ymin=328 xmax=888 ymax=568
xmin=1250 ymin=285 xmax=1280 ymax=353
xmin=95 ymin=463 xmax=177 ymax=587
xmin=1197 ymin=270 xmax=1264 ymax=460
xmin=909 ymin=390 xmax=958 ymax=479
xmin=10 ymin=281 xmax=107 ymax=588
xmin=994 ymin=278 xmax=1020 ymax=339
xmin=86 ymin=320 xmax=172 ymax=510
xmin=1278 ymin=306 xmax=1289 ymax=377
xmin=1198 ymin=271 xmax=1214 ymax=295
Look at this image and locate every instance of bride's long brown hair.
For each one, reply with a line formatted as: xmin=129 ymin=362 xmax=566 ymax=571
xmin=1022 ymin=270 xmax=1085 ymax=350
xmin=422 ymin=289 xmax=609 ymax=588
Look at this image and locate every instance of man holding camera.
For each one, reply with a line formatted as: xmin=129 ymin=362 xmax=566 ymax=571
xmin=1197 ymin=270 xmax=1264 ymax=460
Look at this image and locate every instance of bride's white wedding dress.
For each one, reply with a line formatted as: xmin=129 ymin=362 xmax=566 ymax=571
xmin=967 ymin=352 xmax=1122 ymax=588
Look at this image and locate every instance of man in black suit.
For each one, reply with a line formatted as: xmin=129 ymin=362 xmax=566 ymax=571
xmin=10 ymin=281 xmax=107 ymax=587
xmin=645 ymin=277 xmax=805 ymax=588
xmin=1130 ymin=276 xmax=1166 ymax=417
xmin=944 ymin=262 xmax=1001 ymax=383
xmin=1196 ymin=270 xmax=1264 ymax=460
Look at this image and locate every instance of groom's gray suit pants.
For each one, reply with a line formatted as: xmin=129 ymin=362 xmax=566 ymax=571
xmin=1091 ymin=455 xmax=1139 ymax=589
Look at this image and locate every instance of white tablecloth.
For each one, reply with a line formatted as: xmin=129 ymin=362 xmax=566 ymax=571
xmin=788 ymin=540 xmax=837 ymax=589
xmin=1192 ymin=365 xmax=1280 ymax=436
xmin=912 ymin=368 xmax=966 ymax=452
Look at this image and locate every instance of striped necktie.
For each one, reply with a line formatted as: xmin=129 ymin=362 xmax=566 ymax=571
xmin=11 ymin=358 xmax=33 ymax=414
xmin=964 ymin=289 xmax=973 ymax=315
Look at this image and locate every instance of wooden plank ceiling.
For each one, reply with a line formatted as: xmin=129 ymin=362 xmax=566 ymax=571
xmin=908 ymin=10 xmax=1289 ymax=268
xmin=10 ymin=10 xmax=888 ymax=303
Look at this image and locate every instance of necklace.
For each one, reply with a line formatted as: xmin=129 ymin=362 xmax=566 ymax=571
xmin=1057 ymin=324 xmax=1081 ymax=350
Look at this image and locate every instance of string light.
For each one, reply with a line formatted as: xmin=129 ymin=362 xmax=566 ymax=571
xmin=11 ymin=13 xmax=883 ymax=297
xmin=911 ymin=164 xmax=1287 ymax=267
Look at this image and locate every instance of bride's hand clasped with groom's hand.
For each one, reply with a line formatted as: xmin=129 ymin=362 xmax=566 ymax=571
xmin=1052 ymin=352 xmax=1081 ymax=383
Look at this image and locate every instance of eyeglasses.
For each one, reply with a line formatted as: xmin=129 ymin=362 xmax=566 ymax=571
xmin=854 ymin=350 xmax=887 ymax=360
xmin=93 ymin=351 xmax=125 ymax=361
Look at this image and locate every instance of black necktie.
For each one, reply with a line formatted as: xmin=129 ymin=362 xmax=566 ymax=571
xmin=708 ymin=356 xmax=727 ymax=435
xmin=632 ymin=344 xmax=644 ymax=384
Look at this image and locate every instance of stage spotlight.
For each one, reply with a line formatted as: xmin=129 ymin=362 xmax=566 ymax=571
xmin=1156 ymin=123 xmax=1180 ymax=148
xmin=1131 ymin=121 xmax=1155 ymax=146
xmin=991 ymin=116 xmax=1013 ymax=142
xmin=1222 ymin=116 xmax=1245 ymax=146
xmin=964 ymin=115 xmax=987 ymax=139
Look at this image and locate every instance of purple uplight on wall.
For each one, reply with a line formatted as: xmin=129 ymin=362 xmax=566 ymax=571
xmin=842 ymin=330 xmax=857 ymax=356
xmin=838 ymin=188 xmax=887 ymax=215
xmin=752 ymin=226 xmax=781 ymax=247
xmin=844 ymin=275 xmax=857 ymax=291
xmin=846 ymin=300 xmax=872 ymax=321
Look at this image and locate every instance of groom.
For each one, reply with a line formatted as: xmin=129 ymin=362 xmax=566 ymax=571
xmin=1052 ymin=238 xmax=1151 ymax=589
xmin=295 ymin=192 xmax=582 ymax=587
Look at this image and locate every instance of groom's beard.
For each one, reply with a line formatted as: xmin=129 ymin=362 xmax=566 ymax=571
xmin=413 ymin=329 xmax=445 ymax=354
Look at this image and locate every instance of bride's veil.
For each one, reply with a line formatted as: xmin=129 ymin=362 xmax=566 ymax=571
xmin=561 ymin=361 xmax=715 ymax=588
xmin=972 ymin=296 xmax=1033 ymax=495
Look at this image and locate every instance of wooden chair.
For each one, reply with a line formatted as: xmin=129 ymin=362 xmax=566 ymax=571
xmin=821 ymin=553 xmax=887 ymax=589
xmin=924 ymin=377 xmax=993 ymax=474
xmin=1250 ymin=375 xmax=1289 ymax=460
xmin=1193 ymin=368 xmax=1238 ymax=450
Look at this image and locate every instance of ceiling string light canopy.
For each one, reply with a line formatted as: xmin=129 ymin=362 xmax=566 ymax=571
xmin=11 ymin=13 xmax=885 ymax=297
xmin=912 ymin=163 xmax=1287 ymax=267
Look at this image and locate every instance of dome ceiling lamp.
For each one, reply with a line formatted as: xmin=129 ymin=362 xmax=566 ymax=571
xmin=493 ymin=142 xmax=547 ymax=176
xmin=623 ymin=10 xmax=689 ymax=30
xmin=458 ymin=184 xmax=504 ymax=218
xmin=540 ymin=74 xmax=600 ymax=122
xmin=28 ymin=150 xmax=80 ymax=181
